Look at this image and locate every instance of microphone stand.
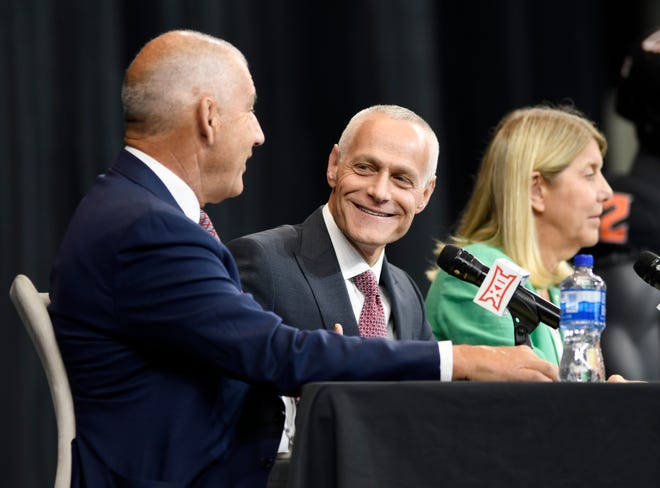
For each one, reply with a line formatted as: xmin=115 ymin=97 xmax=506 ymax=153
xmin=510 ymin=313 xmax=535 ymax=347
xmin=507 ymin=290 xmax=548 ymax=347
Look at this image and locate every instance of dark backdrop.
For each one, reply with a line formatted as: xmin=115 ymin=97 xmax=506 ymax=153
xmin=1 ymin=0 xmax=655 ymax=485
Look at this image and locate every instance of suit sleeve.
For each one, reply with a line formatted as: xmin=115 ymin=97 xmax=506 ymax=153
xmin=111 ymin=211 xmax=441 ymax=395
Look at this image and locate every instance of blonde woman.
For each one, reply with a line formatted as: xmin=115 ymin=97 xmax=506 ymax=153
xmin=426 ymin=105 xmax=613 ymax=365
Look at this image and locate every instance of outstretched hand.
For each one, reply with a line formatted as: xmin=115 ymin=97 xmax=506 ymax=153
xmin=452 ymin=344 xmax=559 ymax=382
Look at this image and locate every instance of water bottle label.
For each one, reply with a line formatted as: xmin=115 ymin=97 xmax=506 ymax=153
xmin=560 ymin=289 xmax=606 ymax=325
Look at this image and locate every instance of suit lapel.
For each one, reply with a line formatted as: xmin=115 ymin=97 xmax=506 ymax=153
xmin=294 ymin=208 xmax=360 ymax=336
xmin=381 ymin=262 xmax=410 ymax=340
xmin=111 ymin=149 xmax=182 ymax=212
xmin=110 ymin=149 xmax=238 ymax=272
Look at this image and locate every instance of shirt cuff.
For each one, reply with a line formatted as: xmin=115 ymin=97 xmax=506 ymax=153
xmin=438 ymin=340 xmax=453 ymax=382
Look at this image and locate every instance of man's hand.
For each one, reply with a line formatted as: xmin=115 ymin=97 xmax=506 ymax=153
xmin=452 ymin=344 xmax=559 ymax=382
xmin=606 ymin=374 xmax=643 ymax=382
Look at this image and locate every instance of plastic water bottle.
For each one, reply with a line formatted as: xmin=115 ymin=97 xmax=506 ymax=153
xmin=558 ymin=254 xmax=606 ymax=382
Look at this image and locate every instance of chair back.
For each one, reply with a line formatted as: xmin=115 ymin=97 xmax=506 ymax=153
xmin=9 ymin=274 xmax=75 ymax=488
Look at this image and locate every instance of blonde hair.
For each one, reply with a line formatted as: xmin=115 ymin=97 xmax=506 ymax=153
xmin=429 ymin=105 xmax=607 ymax=289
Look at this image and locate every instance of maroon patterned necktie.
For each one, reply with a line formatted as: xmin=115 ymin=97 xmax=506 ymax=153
xmin=199 ymin=209 xmax=220 ymax=241
xmin=352 ymin=270 xmax=388 ymax=338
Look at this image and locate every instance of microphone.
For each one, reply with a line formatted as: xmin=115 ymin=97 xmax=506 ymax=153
xmin=437 ymin=244 xmax=559 ymax=329
xmin=633 ymin=250 xmax=660 ymax=291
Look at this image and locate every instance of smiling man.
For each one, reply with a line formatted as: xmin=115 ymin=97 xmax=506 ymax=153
xmin=227 ymin=106 xmax=438 ymax=465
xmin=228 ymin=105 xmax=437 ymax=345
xmin=326 ymin=106 xmax=437 ymax=267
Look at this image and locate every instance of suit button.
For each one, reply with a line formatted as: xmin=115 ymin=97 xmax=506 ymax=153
xmin=259 ymin=457 xmax=274 ymax=469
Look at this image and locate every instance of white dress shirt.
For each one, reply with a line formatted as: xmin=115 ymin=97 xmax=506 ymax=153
xmin=321 ymin=205 xmax=395 ymax=337
xmin=125 ymin=146 xmax=200 ymax=223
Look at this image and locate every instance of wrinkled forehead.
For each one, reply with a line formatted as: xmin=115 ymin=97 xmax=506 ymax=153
xmin=351 ymin=115 xmax=426 ymax=149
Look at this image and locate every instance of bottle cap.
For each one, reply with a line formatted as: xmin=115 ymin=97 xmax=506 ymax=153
xmin=573 ymin=254 xmax=594 ymax=267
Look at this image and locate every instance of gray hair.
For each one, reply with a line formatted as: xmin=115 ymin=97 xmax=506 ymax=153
xmin=337 ymin=105 xmax=439 ymax=184
xmin=121 ymin=30 xmax=247 ymax=134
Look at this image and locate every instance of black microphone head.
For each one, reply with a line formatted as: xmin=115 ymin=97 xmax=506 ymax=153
xmin=633 ymin=250 xmax=660 ymax=290
xmin=436 ymin=244 xmax=462 ymax=270
xmin=436 ymin=244 xmax=488 ymax=287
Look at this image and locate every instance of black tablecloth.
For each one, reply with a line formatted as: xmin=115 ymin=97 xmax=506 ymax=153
xmin=287 ymin=381 xmax=660 ymax=487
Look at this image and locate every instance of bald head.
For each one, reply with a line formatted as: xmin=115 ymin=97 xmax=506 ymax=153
xmin=121 ymin=30 xmax=265 ymax=207
xmin=122 ymin=30 xmax=247 ymax=135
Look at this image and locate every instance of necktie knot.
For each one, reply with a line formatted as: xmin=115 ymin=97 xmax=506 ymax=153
xmin=199 ymin=209 xmax=220 ymax=241
xmin=352 ymin=270 xmax=380 ymax=297
xmin=352 ymin=270 xmax=387 ymax=338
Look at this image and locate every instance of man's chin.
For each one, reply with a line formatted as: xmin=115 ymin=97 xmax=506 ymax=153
xmin=229 ymin=185 xmax=244 ymax=200
xmin=348 ymin=230 xmax=400 ymax=249
xmin=211 ymin=183 xmax=244 ymax=204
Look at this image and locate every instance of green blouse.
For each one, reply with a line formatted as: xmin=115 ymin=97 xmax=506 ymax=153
xmin=425 ymin=243 xmax=562 ymax=365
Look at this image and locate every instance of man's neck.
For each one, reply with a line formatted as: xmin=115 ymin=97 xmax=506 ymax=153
xmin=321 ymin=204 xmax=385 ymax=279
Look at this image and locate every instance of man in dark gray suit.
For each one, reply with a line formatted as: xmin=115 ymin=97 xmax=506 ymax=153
xmin=227 ymin=105 xmax=438 ymax=466
xmin=228 ymin=105 xmax=436 ymax=343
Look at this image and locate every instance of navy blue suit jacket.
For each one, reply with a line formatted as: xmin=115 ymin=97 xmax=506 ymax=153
xmin=227 ymin=207 xmax=433 ymax=341
xmin=49 ymin=150 xmax=441 ymax=487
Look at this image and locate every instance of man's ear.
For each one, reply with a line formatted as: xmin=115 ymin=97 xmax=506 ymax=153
xmin=327 ymin=144 xmax=340 ymax=188
xmin=530 ymin=171 xmax=545 ymax=213
xmin=197 ymin=97 xmax=216 ymax=145
xmin=415 ymin=176 xmax=436 ymax=214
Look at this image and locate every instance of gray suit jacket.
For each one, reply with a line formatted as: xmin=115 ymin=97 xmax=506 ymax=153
xmin=227 ymin=206 xmax=433 ymax=340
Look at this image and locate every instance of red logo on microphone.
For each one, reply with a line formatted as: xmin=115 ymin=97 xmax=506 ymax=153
xmin=476 ymin=265 xmax=519 ymax=313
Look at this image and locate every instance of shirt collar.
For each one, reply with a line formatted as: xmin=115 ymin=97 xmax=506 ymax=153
xmin=125 ymin=146 xmax=200 ymax=223
xmin=322 ymin=204 xmax=384 ymax=282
